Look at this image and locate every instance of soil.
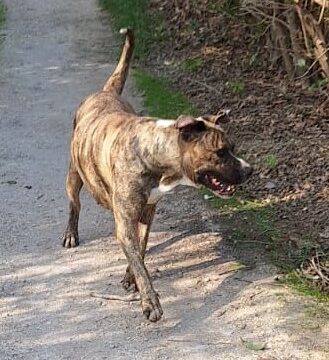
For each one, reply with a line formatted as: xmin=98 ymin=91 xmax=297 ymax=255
xmin=0 ymin=1 xmax=329 ymax=359
xmin=148 ymin=0 xmax=329 ymax=250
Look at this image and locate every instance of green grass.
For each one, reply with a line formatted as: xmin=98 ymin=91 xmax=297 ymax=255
xmin=264 ymin=154 xmax=278 ymax=169
xmin=0 ymin=1 xmax=6 ymax=27
xmin=203 ymin=188 xmax=329 ymax=300
xmin=134 ymin=70 xmax=197 ymax=118
xmin=216 ymin=0 xmax=241 ymax=17
xmin=201 ymin=189 xmax=267 ymax=214
xmin=285 ymin=272 xmax=329 ymax=303
xmin=202 ymin=188 xmax=279 ymax=246
xmin=99 ymin=0 xmax=166 ymax=59
xmin=308 ymin=78 xmax=327 ymax=92
xmin=226 ymin=80 xmax=246 ymax=96
xmin=180 ymin=57 xmax=203 ymax=73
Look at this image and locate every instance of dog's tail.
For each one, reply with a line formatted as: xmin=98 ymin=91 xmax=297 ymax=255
xmin=103 ymin=28 xmax=134 ymax=94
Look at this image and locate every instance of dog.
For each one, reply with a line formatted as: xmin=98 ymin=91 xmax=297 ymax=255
xmin=62 ymin=28 xmax=253 ymax=322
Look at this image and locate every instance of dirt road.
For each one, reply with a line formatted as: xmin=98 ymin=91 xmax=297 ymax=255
xmin=0 ymin=1 xmax=328 ymax=359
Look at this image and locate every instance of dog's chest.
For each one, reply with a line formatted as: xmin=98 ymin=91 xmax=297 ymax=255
xmin=147 ymin=176 xmax=195 ymax=204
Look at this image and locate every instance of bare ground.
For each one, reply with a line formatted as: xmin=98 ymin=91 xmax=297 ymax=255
xmin=0 ymin=1 xmax=328 ymax=359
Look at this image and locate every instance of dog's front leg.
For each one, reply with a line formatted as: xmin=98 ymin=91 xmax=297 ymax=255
xmin=122 ymin=204 xmax=156 ymax=291
xmin=62 ymin=162 xmax=83 ymax=248
xmin=113 ymin=202 xmax=162 ymax=322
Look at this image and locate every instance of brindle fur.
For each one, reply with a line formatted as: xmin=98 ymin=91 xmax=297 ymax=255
xmin=63 ymin=28 xmax=252 ymax=322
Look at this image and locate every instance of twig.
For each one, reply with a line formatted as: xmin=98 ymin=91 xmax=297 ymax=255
xmin=242 ymin=5 xmax=291 ymax=30
xmin=166 ymin=339 xmax=232 ymax=346
xmin=186 ymin=77 xmax=222 ymax=96
xmin=317 ymin=0 xmax=326 ymax=24
xmin=89 ymin=292 xmax=140 ymax=302
xmin=295 ymin=4 xmax=312 ymax=56
xmin=296 ymin=47 xmax=329 ymax=79
xmin=303 ymin=10 xmax=329 ymax=81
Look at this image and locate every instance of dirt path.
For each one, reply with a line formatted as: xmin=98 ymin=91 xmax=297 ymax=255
xmin=0 ymin=1 xmax=328 ymax=359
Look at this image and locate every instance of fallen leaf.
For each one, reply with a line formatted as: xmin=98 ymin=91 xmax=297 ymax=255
xmin=240 ymin=337 xmax=266 ymax=351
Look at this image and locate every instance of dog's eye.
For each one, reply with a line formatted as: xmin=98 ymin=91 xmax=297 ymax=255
xmin=217 ymin=148 xmax=228 ymax=157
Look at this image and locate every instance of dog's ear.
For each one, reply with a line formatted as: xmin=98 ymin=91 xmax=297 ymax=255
xmin=176 ymin=115 xmax=206 ymax=142
xmin=201 ymin=109 xmax=230 ymax=125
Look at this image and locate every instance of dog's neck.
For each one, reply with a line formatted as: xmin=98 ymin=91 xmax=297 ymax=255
xmin=141 ymin=124 xmax=196 ymax=204
xmin=146 ymin=125 xmax=182 ymax=174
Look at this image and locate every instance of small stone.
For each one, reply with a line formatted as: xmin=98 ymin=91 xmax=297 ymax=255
xmin=320 ymin=227 xmax=329 ymax=239
xmin=164 ymin=59 xmax=173 ymax=66
xmin=265 ymin=181 xmax=276 ymax=190
xmin=204 ymin=194 xmax=214 ymax=200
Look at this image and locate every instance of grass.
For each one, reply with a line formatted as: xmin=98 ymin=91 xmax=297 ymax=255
xmin=226 ymin=80 xmax=246 ymax=96
xmin=285 ymin=272 xmax=329 ymax=303
xmin=203 ymin=187 xmax=329 ymax=300
xmin=264 ymin=154 xmax=278 ymax=169
xmin=98 ymin=0 xmax=166 ymax=59
xmin=220 ymin=0 xmax=241 ymax=17
xmin=201 ymin=189 xmax=279 ymax=249
xmin=134 ymin=70 xmax=197 ymax=118
xmin=180 ymin=57 xmax=203 ymax=73
xmin=308 ymin=78 xmax=327 ymax=92
xmin=99 ymin=0 xmax=196 ymax=119
xmin=0 ymin=1 xmax=6 ymax=27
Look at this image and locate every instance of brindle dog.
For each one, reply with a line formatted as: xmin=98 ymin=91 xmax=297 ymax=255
xmin=62 ymin=28 xmax=253 ymax=322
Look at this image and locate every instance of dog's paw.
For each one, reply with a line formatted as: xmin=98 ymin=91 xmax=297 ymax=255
xmin=142 ymin=292 xmax=163 ymax=322
xmin=62 ymin=231 xmax=79 ymax=248
xmin=121 ymin=267 xmax=138 ymax=292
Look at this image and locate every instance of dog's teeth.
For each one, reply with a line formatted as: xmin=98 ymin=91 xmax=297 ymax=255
xmin=212 ymin=178 xmax=220 ymax=186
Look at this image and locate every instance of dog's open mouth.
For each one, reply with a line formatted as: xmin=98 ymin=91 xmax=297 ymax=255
xmin=198 ymin=172 xmax=236 ymax=198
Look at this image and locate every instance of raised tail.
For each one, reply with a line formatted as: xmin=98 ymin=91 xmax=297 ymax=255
xmin=103 ymin=28 xmax=135 ymax=94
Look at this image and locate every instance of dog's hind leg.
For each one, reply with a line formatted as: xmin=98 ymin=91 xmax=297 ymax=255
xmin=62 ymin=162 xmax=83 ymax=248
xmin=121 ymin=204 xmax=156 ymax=291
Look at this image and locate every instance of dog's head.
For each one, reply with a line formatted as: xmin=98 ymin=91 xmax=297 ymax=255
xmin=176 ymin=111 xmax=253 ymax=198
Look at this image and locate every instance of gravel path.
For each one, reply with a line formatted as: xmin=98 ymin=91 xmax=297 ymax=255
xmin=0 ymin=1 xmax=328 ymax=359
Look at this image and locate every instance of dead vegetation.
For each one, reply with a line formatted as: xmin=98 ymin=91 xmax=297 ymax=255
xmin=147 ymin=0 xmax=329 ymax=293
xmin=298 ymin=249 xmax=329 ymax=292
xmin=241 ymin=0 xmax=329 ymax=85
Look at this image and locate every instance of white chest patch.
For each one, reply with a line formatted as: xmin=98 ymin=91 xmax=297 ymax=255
xmin=147 ymin=176 xmax=196 ymax=204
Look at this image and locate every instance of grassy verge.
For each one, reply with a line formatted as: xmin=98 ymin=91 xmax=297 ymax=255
xmin=98 ymin=0 xmax=166 ymax=60
xmin=0 ymin=1 xmax=6 ymax=27
xmin=133 ymin=70 xmax=197 ymax=118
xmin=203 ymin=188 xmax=329 ymax=301
xmin=99 ymin=0 xmax=329 ymax=302
xmin=98 ymin=0 xmax=192 ymax=119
